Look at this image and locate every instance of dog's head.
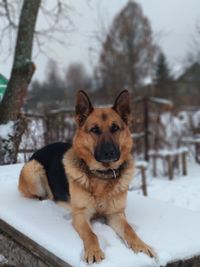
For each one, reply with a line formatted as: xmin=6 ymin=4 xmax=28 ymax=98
xmin=73 ymin=90 xmax=133 ymax=171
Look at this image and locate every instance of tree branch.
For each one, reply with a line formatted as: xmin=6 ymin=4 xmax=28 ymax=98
xmin=2 ymin=0 xmax=18 ymax=29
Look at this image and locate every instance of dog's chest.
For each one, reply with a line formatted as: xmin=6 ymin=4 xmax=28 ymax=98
xmin=90 ymin=195 xmax=116 ymax=215
xmin=95 ymin=198 xmax=107 ymax=212
xmin=89 ymin=183 xmax=126 ymax=215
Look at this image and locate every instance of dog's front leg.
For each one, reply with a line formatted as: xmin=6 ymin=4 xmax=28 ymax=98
xmin=72 ymin=211 xmax=105 ymax=263
xmin=107 ymin=212 xmax=155 ymax=258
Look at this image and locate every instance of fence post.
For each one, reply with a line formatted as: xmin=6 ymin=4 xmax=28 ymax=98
xmin=141 ymin=167 xmax=148 ymax=196
xmin=182 ymin=151 xmax=188 ymax=176
xmin=143 ymin=97 xmax=149 ymax=161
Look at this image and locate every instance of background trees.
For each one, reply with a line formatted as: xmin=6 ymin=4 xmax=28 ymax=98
xmin=154 ymin=52 xmax=172 ymax=87
xmin=186 ymin=21 xmax=200 ymax=65
xmin=27 ymin=61 xmax=92 ymax=111
xmin=65 ymin=62 xmax=92 ymax=105
xmin=152 ymin=51 xmax=174 ymax=100
xmin=96 ymin=1 xmax=158 ymax=99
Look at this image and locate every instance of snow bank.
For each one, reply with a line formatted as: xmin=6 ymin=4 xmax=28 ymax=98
xmin=0 ymin=164 xmax=200 ymax=267
xmin=150 ymin=97 xmax=173 ymax=107
xmin=136 ymin=160 xmax=148 ymax=168
xmin=146 ymin=161 xmax=200 ymax=212
xmin=0 ymin=121 xmax=14 ymax=139
xmin=149 ymin=147 xmax=188 ymax=157
xmin=193 ymin=110 xmax=200 ymax=128
xmin=0 ymin=254 xmax=8 ymax=264
xmin=161 ymin=112 xmax=184 ymax=140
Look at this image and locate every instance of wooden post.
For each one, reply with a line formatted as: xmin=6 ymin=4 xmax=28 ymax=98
xmin=152 ymin=155 xmax=157 ymax=177
xmin=167 ymin=155 xmax=173 ymax=180
xmin=182 ymin=152 xmax=187 ymax=176
xmin=141 ymin=167 xmax=147 ymax=196
xmin=195 ymin=143 xmax=200 ymax=164
xmin=143 ymin=98 xmax=149 ymax=161
xmin=176 ymin=154 xmax=180 ymax=174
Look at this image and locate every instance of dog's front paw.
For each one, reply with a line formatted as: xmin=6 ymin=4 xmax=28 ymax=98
xmin=84 ymin=247 xmax=105 ymax=264
xmin=127 ymin=237 xmax=156 ymax=258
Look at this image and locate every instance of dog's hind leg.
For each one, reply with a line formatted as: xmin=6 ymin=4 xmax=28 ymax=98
xmin=18 ymin=159 xmax=53 ymax=200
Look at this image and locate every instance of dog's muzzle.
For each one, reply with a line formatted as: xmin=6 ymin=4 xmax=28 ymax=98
xmin=94 ymin=141 xmax=120 ymax=163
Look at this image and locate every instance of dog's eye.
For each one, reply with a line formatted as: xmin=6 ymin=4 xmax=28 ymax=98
xmin=111 ymin=123 xmax=120 ymax=133
xmin=90 ymin=126 xmax=101 ymax=135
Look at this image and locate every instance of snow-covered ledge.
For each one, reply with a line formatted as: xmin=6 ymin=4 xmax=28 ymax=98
xmin=0 ymin=164 xmax=200 ymax=267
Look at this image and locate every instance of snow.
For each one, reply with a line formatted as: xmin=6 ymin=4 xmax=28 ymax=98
xmin=149 ymin=147 xmax=188 ymax=157
xmin=0 ymin=254 xmax=7 ymax=264
xmin=144 ymin=160 xmax=200 ymax=212
xmin=131 ymin=132 xmax=145 ymax=139
xmin=181 ymin=136 xmax=200 ymax=143
xmin=1 ymin=162 xmax=200 ymax=267
xmin=142 ymin=76 xmax=152 ymax=86
xmin=157 ymin=111 xmax=193 ymax=149
xmin=149 ymin=97 xmax=173 ymax=107
xmin=0 ymin=121 xmax=14 ymax=139
xmin=136 ymin=160 xmax=148 ymax=168
xmin=172 ymin=64 xmax=185 ymax=80
xmin=161 ymin=112 xmax=184 ymax=140
xmin=192 ymin=110 xmax=200 ymax=128
xmin=177 ymin=110 xmax=200 ymax=134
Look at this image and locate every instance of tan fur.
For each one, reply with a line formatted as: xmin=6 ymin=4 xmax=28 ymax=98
xmin=73 ymin=108 xmax=133 ymax=171
xmin=63 ymin=148 xmax=134 ymax=215
xmin=18 ymin=159 xmax=53 ymax=200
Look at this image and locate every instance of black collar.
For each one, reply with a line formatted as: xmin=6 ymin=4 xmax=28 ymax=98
xmin=76 ymin=158 xmax=128 ymax=180
xmin=90 ymin=168 xmax=121 ymax=180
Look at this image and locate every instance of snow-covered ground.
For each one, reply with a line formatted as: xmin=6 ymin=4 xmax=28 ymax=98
xmin=134 ymin=159 xmax=200 ymax=212
xmin=0 ymin=161 xmax=200 ymax=267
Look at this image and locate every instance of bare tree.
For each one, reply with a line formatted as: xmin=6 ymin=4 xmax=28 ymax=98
xmin=95 ymin=1 xmax=158 ymax=98
xmin=0 ymin=0 xmax=73 ymax=57
xmin=0 ymin=0 xmax=72 ymax=164
xmin=186 ymin=20 xmax=200 ymax=66
xmin=66 ymin=63 xmax=91 ymax=89
xmin=65 ymin=62 xmax=92 ymax=104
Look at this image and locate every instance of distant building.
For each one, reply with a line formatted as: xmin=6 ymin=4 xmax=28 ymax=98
xmin=175 ymin=62 xmax=200 ymax=106
xmin=0 ymin=74 xmax=8 ymax=101
xmin=141 ymin=62 xmax=200 ymax=106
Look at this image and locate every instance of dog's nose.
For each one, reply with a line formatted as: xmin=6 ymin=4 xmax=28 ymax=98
xmin=95 ymin=142 xmax=120 ymax=163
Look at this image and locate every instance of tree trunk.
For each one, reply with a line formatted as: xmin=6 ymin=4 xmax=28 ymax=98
xmin=0 ymin=0 xmax=41 ymax=164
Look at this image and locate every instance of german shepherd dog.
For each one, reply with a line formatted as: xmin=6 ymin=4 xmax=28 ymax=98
xmin=18 ymin=90 xmax=155 ymax=263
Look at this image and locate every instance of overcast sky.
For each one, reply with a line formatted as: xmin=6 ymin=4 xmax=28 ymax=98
xmin=1 ymin=0 xmax=200 ymax=81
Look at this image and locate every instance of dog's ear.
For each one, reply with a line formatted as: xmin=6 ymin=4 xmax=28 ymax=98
xmin=113 ymin=90 xmax=131 ymax=124
xmin=75 ymin=90 xmax=93 ymax=126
